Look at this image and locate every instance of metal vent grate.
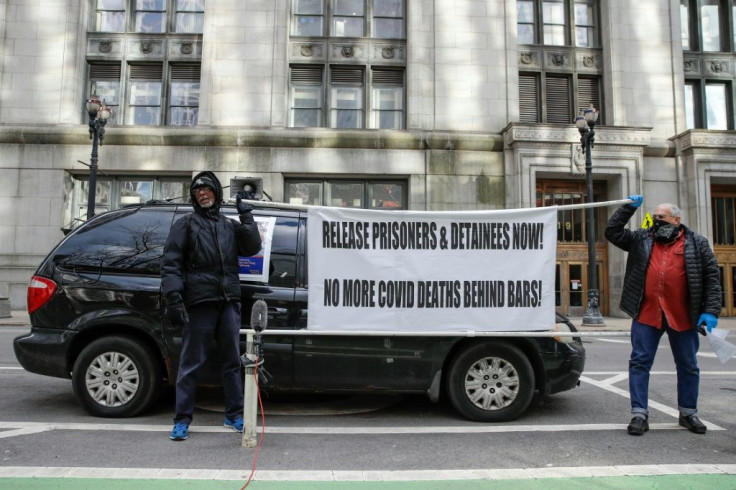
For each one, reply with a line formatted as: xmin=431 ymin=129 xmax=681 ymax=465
xmin=331 ymin=66 xmax=364 ymax=84
xmin=372 ymin=68 xmax=404 ymax=85
xmin=291 ymin=65 xmax=323 ymax=83
xmin=170 ymin=63 xmax=201 ymax=80
xmin=89 ymin=63 xmax=121 ymax=79
xmin=519 ymin=73 xmax=540 ymax=123
xmin=545 ymin=75 xmax=571 ymax=124
xmin=129 ymin=64 xmax=164 ymax=80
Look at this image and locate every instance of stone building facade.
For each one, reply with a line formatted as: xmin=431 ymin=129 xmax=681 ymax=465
xmin=2 ymin=0 xmax=736 ymax=317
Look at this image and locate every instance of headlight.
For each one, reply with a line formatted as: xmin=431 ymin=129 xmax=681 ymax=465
xmin=553 ymin=321 xmax=576 ymax=343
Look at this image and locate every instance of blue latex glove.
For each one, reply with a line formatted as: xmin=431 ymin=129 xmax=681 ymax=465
xmin=628 ymin=195 xmax=643 ymax=209
xmin=698 ymin=313 xmax=718 ymax=333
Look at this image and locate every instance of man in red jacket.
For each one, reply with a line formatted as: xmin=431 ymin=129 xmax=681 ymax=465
xmin=605 ymin=196 xmax=721 ymax=436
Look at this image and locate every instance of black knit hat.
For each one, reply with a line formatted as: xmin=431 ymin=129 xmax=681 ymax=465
xmin=192 ymin=176 xmax=215 ymax=191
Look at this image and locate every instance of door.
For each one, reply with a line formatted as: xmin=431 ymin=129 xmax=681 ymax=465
xmin=538 ymin=180 xmax=609 ymax=316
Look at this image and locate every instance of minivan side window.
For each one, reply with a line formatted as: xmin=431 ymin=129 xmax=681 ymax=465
xmin=54 ymin=208 xmax=174 ymax=275
xmin=269 ymin=217 xmax=299 ymax=288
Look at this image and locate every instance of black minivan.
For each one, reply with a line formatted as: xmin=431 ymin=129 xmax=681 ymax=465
xmin=14 ymin=202 xmax=585 ymax=422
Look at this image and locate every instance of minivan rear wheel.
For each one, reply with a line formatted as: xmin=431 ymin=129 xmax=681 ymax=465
xmin=446 ymin=342 xmax=534 ymax=422
xmin=72 ymin=336 xmax=161 ymax=418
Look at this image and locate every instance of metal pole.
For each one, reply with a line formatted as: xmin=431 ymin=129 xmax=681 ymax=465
xmin=242 ymin=332 xmax=258 ymax=448
xmin=581 ymin=124 xmax=604 ymax=326
xmin=86 ymin=119 xmax=100 ymax=220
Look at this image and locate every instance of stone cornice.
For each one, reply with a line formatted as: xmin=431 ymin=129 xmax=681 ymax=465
xmin=671 ymin=129 xmax=736 ymax=152
xmin=502 ymin=123 xmax=653 ymax=148
xmin=0 ymin=125 xmax=505 ymax=152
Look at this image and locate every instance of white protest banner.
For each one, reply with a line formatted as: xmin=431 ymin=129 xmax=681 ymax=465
xmin=307 ymin=206 xmax=557 ymax=332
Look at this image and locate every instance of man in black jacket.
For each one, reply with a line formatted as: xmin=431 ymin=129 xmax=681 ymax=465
xmin=161 ymin=171 xmax=262 ymax=441
xmin=605 ymin=196 xmax=720 ymax=436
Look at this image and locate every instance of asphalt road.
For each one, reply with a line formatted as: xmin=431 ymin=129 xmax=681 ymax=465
xmin=1 ymin=324 xmax=735 ymax=489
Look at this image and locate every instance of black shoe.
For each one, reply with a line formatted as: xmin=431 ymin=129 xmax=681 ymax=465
xmin=627 ymin=416 xmax=649 ymax=435
xmin=679 ymin=414 xmax=707 ymax=434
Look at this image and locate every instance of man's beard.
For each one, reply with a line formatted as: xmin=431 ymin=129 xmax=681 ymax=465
xmin=200 ymin=200 xmax=213 ymax=208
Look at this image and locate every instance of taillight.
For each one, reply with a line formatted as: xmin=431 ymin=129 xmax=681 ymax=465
xmin=27 ymin=276 xmax=57 ymax=314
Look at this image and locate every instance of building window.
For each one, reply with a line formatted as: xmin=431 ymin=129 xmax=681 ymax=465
xmin=285 ymin=179 xmax=407 ymax=209
xmin=89 ymin=63 xmax=122 ymax=124
xmin=517 ymin=0 xmax=598 ymax=48
xmin=519 ymin=73 xmax=601 ymax=124
xmin=169 ymin=64 xmax=200 ymax=126
xmin=67 ymin=175 xmax=190 ymax=229
xmin=134 ymin=0 xmax=167 ymax=33
xmin=289 ymin=64 xmax=404 ymax=128
xmin=128 ymin=64 xmax=163 ymax=125
xmin=91 ymin=0 xmax=204 ymax=33
xmin=373 ymin=0 xmax=404 ymax=38
xmin=175 ymin=0 xmax=204 ymax=33
xmin=333 ymin=0 xmax=365 ymax=37
xmin=685 ymin=79 xmax=732 ymax=129
xmin=290 ymin=0 xmax=406 ymax=39
xmin=87 ymin=62 xmax=200 ymax=126
xmin=94 ymin=0 xmax=126 ymax=32
xmin=713 ymin=187 xmax=736 ymax=245
xmin=330 ymin=66 xmax=364 ymax=128
xmin=371 ymin=67 xmax=404 ymax=129
xmin=293 ymin=0 xmax=325 ymax=36
xmin=681 ymin=0 xmax=731 ymax=52
xmin=87 ymin=1 xmax=202 ymax=125
xmin=289 ymin=65 xmax=325 ymax=127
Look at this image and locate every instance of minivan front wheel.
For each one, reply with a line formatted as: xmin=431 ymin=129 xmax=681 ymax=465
xmin=72 ymin=336 xmax=161 ymax=418
xmin=446 ymin=342 xmax=534 ymax=422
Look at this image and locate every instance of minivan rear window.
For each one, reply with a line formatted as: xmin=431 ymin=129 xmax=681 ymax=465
xmin=53 ymin=208 xmax=174 ymax=275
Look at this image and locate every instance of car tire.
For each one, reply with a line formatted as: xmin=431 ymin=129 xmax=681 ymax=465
xmin=72 ymin=336 xmax=162 ymax=418
xmin=446 ymin=342 xmax=535 ymax=422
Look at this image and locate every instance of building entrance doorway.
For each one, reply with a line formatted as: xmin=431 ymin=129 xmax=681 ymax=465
xmin=538 ymin=180 xmax=608 ymax=317
xmin=712 ymin=186 xmax=736 ymax=317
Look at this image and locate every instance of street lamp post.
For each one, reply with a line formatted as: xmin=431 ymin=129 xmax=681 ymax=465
xmin=575 ymin=104 xmax=605 ymax=326
xmin=85 ymin=94 xmax=111 ymax=220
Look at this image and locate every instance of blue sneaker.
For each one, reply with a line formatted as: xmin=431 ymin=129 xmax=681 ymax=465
xmin=169 ymin=422 xmax=189 ymax=441
xmin=224 ymin=417 xmax=244 ymax=433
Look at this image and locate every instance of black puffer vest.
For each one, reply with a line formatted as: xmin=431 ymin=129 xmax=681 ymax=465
xmin=604 ymin=204 xmax=721 ymax=328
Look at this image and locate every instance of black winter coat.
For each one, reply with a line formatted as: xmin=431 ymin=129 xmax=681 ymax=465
xmin=161 ymin=171 xmax=262 ymax=307
xmin=604 ymin=204 xmax=721 ymax=328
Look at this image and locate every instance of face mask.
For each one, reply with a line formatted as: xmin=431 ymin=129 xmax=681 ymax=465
xmin=651 ymin=219 xmax=679 ymax=243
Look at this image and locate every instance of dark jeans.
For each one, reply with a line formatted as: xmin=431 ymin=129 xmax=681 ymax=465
xmin=174 ymin=301 xmax=243 ymax=425
xmin=629 ymin=318 xmax=700 ymax=418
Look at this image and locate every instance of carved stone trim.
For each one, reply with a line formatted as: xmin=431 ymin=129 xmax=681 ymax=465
xmin=706 ymin=59 xmax=729 ymax=75
xmin=545 ymin=51 xmax=570 ymax=69
xmin=381 ymin=46 xmax=395 ymax=59
xmin=503 ymin=123 xmax=652 ymax=148
xmin=301 ymin=44 xmax=313 ymax=57
xmin=140 ymin=41 xmax=153 ymax=54
xmin=683 ymin=58 xmax=699 ymax=73
xmin=180 ymin=42 xmax=193 ymax=55
xmin=675 ymin=130 xmax=736 ymax=152
xmin=342 ymin=46 xmax=354 ymax=58
xmin=98 ymin=40 xmax=112 ymax=53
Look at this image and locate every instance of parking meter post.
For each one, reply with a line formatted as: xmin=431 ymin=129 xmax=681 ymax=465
xmin=242 ymin=331 xmax=257 ymax=448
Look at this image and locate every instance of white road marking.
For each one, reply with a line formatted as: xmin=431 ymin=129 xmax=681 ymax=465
xmin=0 ymin=464 xmax=734 ymax=481
xmin=579 ymin=375 xmax=724 ymax=430
xmin=0 ymin=427 xmax=51 ymax=439
xmin=585 ymin=371 xmax=736 ymax=375
xmin=0 ymin=420 xmax=723 ymax=438
xmin=0 ymin=367 xmax=23 ymax=370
